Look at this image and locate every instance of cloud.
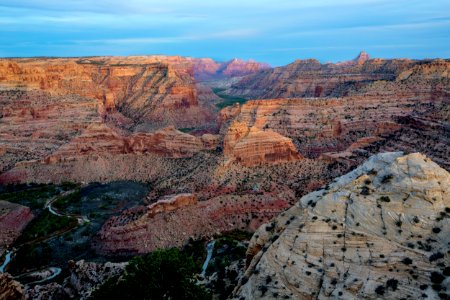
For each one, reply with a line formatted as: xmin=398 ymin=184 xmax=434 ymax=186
xmin=74 ymin=29 xmax=259 ymax=46
xmin=0 ymin=0 xmax=448 ymax=64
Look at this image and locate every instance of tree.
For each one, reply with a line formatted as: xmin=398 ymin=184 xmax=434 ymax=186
xmin=91 ymin=248 xmax=210 ymax=300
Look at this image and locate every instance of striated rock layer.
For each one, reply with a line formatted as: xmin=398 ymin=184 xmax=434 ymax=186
xmin=95 ymin=191 xmax=294 ymax=254
xmin=44 ymin=124 xmax=219 ymax=163
xmin=0 ymin=56 xmax=218 ymax=130
xmin=0 ymin=201 xmax=34 ymax=253
xmin=226 ymin=55 xmax=448 ymax=99
xmin=233 ymin=152 xmax=450 ymax=299
xmin=224 ymin=126 xmax=302 ymax=166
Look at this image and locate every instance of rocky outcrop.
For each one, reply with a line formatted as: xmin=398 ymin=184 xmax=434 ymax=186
xmin=224 ymin=126 xmax=302 ymax=166
xmin=44 ymin=124 xmax=219 ymax=163
xmin=0 ymin=273 xmax=24 ymax=300
xmin=0 ymin=201 xmax=34 ymax=252
xmin=95 ymin=191 xmax=294 ymax=255
xmin=0 ymin=89 xmax=101 ymax=173
xmin=147 ymin=193 xmax=197 ymax=217
xmin=221 ymin=68 xmax=447 ymax=160
xmin=233 ymin=152 xmax=450 ymax=299
xmin=0 ymin=56 xmax=217 ymax=129
xmin=226 ymin=56 xmax=448 ymax=99
xmin=25 ymin=260 xmax=126 ymax=300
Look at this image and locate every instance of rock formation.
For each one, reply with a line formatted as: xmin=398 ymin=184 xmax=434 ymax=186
xmin=0 ymin=273 xmax=24 ymax=300
xmin=221 ymin=59 xmax=449 ymax=164
xmin=224 ymin=125 xmax=302 ymax=166
xmin=191 ymin=58 xmax=270 ymax=81
xmin=233 ymin=152 xmax=450 ymax=299
xmin=0 ymin=201 xmax=34 ymax=253
xmin=25 ymin=260 xmax=126 ymax=300
xmin=44 ymin=124 xmax=219 ymax=163
xmin=226 ymin=55 xmax=447 ymax=99
xmin=94 ymin=191 xmax=294 ymax=254
xmin=0 ymin=56 xmax=217 ymax=130
xmin=217 ymin=59 xmax=271 ymax=78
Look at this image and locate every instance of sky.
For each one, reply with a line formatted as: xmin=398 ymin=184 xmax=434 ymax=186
xmin=0 ymin=0 xmax=449 ymax=66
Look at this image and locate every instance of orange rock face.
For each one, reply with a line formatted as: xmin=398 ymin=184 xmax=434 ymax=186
xmin=224 ymin=126 xmax=302 ymax=166
xmin=0 ymin=56 xmax=216 ymax=129
xmin=147 ymin=193 xmax=197 ymax=217
xmin=43 ymin=124 xmax=219 ymax=164
xmin=226 ymin=56 xmax=447 ymax=99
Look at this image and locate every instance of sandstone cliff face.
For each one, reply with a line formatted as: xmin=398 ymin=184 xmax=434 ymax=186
xmin=0 ymin=56 xmax=217 ymax=129
xmin=226 ymin=57 xmax=447 ymax=99
xmin=43 ymin=124 xmax=219 ymax=164
xmin=0 ymin=89 xmax=101 ymax=173
xmin=95 ymin=191 xmax=294 ymax=254
xmin=222 ymin=70 xmax=447 ymax=161
xmin=223 ymin=125 xmax=302 ymax=166
xmin=0 ymin=201 xmax=34 ymax=253
xmin=233 ymin=152 xmax=450 ymax=299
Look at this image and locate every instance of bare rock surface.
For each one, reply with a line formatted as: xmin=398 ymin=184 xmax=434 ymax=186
xmin=25 ymin=260 xmax=126 ymax=300
xmin=233 ymin=152 xmax=450 ymax=299
xmin=0 ymin=201 xmax=34 ymax=254
xmin=0 ymin=273 xmax=25 ymax=300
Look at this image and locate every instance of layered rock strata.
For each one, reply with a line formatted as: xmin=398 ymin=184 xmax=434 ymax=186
xmin=226 ymin=56 xmax=448 ymax=99
xmin=0 ymin=201 xmax=34 ymax=253
xmin=0 ymin=56 xmax=217 ymax=129
xmin=95 ymin=192 xmax=294 ymax=254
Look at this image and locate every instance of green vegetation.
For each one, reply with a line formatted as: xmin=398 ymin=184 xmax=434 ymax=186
xmin=11 ymin=242 xmax=53 ymax=273
xmin=53 ymin=189 xmax=82 ymax=213
xmin=212 ymin=88 xmax=247 ymax=109
xmin=0 ymin=182 xmax=79 ymax=210
xmin=17 ymin=210 xmax=78 ymax=244
xmin=214 ymin=229 xmax=253 ymax=243
xmin=178 ymin=127 xmax=197 ymax=133
xmin=183 ymin=238 xmax=207 ymax=268
xmin=91 ymin=248 xmax=211 ymax=300
xmin=0 ymin=184 xmax=59 ymax=210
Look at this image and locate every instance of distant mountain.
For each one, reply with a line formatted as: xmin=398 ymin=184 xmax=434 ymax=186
xmin=191 ymin=57 xmax=270 ymax=80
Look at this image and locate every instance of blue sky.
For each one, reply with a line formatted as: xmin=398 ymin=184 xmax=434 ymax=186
xmin=0 ymin=0 xmax=449 ymax=65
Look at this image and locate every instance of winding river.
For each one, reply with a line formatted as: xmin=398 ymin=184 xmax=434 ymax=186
xmin=201 ymin=240 xmax=215 ymax=277
xmin=0 ymin=250 xmax=13 ymax=273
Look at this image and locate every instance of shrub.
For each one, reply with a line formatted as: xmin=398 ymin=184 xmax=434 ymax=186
xmin=379 ymin=196 xmax=391 ymax=202
xmin=91 ymin=248 xmax=210 ymax=300
xmin=381 ymin=174 xmax=393 ymax=184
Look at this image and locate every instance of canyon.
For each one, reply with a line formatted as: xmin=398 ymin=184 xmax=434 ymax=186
xmin=0 ymin=53 xmax=448 ymax=299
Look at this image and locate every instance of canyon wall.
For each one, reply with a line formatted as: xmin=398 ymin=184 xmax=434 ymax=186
xmin=0 ymin=56 xmax=218 ymax=130
xmin=0 ymin=201 xmax=34 ymax=253
xmin=226 ymin=55 xmax=448 ymax=100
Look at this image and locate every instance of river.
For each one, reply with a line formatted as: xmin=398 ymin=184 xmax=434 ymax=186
xmin=0 ymin=250 xmax=13 ymax=273
xmin=201 ymin=240 xmax=215 ymax=277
